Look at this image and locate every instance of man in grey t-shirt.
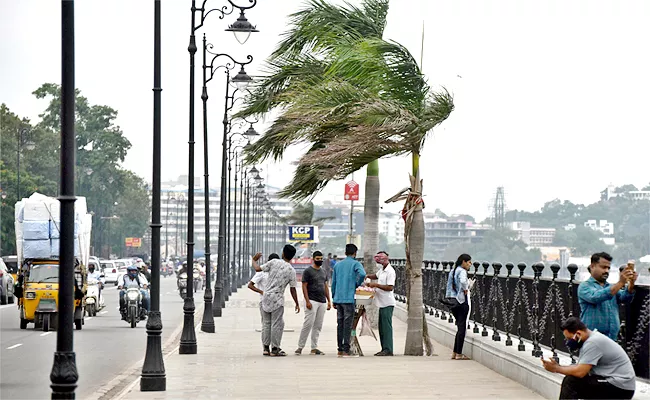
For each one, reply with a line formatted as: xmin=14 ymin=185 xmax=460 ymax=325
xmin=542 ymin=317 xmax=635 ymax=399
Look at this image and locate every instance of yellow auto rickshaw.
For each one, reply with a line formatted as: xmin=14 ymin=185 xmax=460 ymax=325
xmin=17 ymin=259 xmax=86 ymax=331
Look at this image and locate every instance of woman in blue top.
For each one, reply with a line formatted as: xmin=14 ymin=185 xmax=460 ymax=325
xmin=445 ymin=253 xmax=473 ymax=360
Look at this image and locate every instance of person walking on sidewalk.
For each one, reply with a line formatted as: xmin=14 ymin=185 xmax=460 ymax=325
xmin=252 ymin=245 xmax=300 ymax=357
xmin=331 ymin=244 xmax=366 ymax=358
xmin=295 ymin=251 xmax=332 ymax=356
xmin=248 ymin=253 xmax=279 ymax=356
xmin=364 ymin=251 xmax=395 ymax=356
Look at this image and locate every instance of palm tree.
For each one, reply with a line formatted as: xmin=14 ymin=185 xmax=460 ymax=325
xmin=284 ymin=201 xmax=334 ymax=228
xmin=239 ymin=0 xmax=454 ymax=355
xmin=236 ymin=0 xmax=388 ymax=279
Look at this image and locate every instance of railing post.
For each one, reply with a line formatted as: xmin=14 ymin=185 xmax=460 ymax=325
xmin=472 ymin=261 xmax=481 ymax=334
xmin=439 ymin=261 xmax=448 ymax=321
xmin=550 ymin=263 xmax=561 ymax=363
xmin=491 ymin=263 xmax=502 ymax=341
xmin=504 ymin=263 xmax=514 ymax=346
xmin=481 ymin=262 xmax=490 ymax=337
xmin=428 ymin=261 xmax=435 ymax=316
xmin=517 ymin=262 xmax=526 ymax=351
xmin=433 ymin=261 xmax=441 ymax=317
xmin=423 ymin=261 xmax=431 ymax=315
xmin=531 ymin=262 xmax=544 ymax=357
xmin=567 ymin=263 xmax=578 ymax=364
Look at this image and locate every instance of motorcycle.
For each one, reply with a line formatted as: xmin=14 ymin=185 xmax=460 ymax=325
xmin=193 ymin=268 xmax=203 ymax=293
xmin=125 ymin=288 xmax=146 ymax=328
xmin=85 ymin=278 xmax=105 ymax=317
xmin=177 ymin=272 xmax=187 ymax=299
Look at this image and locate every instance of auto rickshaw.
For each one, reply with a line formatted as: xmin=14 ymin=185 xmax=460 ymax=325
xmin=16 ymin=259 xmax=86 ymax=331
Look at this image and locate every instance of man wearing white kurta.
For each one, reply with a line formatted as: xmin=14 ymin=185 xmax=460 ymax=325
xmin=365 ymin=251 xmax=396 ymax=356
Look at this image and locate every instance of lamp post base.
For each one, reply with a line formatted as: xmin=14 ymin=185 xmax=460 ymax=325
xmin=141 ymin=311 xmax=166 ymax=391
xmin=201 ymin=288 xmax=215 ymax=333
xmin=179 ymin=298 xmax=197 ymax=354
xmin=50 ymin=351 xmax=78 ymax=399
xmin=213 ymin=284 xmax=223 ymax=317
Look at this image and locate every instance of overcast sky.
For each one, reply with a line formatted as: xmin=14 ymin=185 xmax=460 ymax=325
xmin=2 ymin=0 xmax=649 ymax=221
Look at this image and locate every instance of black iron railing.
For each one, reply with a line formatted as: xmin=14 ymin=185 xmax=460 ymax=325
xmin=384 ymin=259 xmax=650 ymax=379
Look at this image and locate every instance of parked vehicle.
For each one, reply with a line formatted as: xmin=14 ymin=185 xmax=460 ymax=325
xmin=124 ymin=287 xmax=146 ymax=328
xmin=101 ymin=260 xmax=119 ymax=285
xmin=0 ymin=258 xmax=16 ymax=305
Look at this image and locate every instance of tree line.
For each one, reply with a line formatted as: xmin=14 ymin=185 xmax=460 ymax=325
xmin=1 ymin=84 xmax=150 ymax=258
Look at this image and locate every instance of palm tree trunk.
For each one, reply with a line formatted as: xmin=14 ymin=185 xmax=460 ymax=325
xmin=363 ymin=159 xmax=380 ymax=327
xmin=403 ymin=151 xmax=431 ymax=356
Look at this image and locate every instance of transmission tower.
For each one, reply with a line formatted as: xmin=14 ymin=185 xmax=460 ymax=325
xmin=490 ymin=186 xmax=506 ymax=230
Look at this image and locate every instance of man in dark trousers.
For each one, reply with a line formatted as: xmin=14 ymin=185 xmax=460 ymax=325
xmin=331 ymin=244 xmax=366 ymax=358
xmin=542 ymin=317 xmax=636 ymax=399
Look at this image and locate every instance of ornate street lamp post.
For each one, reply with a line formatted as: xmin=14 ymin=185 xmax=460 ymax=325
xmin=181 ymin=0 xmax=258 ymax=353
xmin=50 ymin=1 xmax=77 ymax=397
xmin=140 ymin=0 xmax=166 ymax=390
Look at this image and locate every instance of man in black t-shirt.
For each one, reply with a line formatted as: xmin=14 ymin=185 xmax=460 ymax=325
xmin=295 ymin=251 xmax=332 ymax=355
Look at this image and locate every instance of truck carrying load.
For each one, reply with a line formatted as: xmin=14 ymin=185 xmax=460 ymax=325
xmin=15 ymin=192 xmax=92 ymax=267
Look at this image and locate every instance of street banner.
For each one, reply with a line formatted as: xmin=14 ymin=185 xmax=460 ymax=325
xmin=288 ymin=225 xmax=319 ymax=243
xmin=125 ymin=237 xmax=134 ymax=247
xmin=344 ymin=180 xmax=360 ymax=201
xmin=132 ymin=238 xmax=142 ymax=248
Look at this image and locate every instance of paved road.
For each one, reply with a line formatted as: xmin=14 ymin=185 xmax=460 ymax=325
xmin=0 ymin=276 xmax=198 ymax=400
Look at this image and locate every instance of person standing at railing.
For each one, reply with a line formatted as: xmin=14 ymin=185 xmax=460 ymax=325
xmin=578 ymin=252 xmax=637 ymax=341
xmin=542 ymin=317 xmax=635 ymax=399
xmin=445 ymin=253 xmax=475 ymax=361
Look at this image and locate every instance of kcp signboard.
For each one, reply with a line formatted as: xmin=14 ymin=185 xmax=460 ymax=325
xmin=288 ymin=225 xmax=319 ymax=243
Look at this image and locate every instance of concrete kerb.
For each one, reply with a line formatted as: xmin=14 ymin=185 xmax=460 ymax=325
xmin=394 ymin=303 xmax=650 ymax=400
xmin=90 ymin=301 xmax=205 ymax=400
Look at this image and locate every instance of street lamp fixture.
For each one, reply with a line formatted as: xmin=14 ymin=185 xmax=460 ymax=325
xmin=249 ymin=166 xmax=259 ymax=179
xmin=231 ymin=65 xmax=253 ymax=90
xmin=244 ymin=123 xmax=258 ymax=137
xmin=225 ymin=8 xmax=259 ymax=44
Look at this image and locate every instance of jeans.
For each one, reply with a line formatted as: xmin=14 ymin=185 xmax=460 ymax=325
xmin=119 ymin=289 xmax=150 ymax=312
xmin=335 ymin=303 xmax=355 ymax=353
xmin=450 ymin=301 xmax=469 ymax=354
xmin=378 ymin=306 xmax=394 ymax=354
xmin=559 ymin=375 xmax=634 ymax=399
xmin=298 ymin=300 xmax=327 ymax=350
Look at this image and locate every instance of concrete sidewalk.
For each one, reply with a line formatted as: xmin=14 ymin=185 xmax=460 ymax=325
xmin=118 ymin=288 xmax=544 ymax=400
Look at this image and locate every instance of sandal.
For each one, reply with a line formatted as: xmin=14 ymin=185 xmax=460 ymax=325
xmin=263 ymin=349 xmax=270 ymax=356
xmin=310 ymin=349 xmax=325 ymax=355
xmin=451 ymin=352 xmax=457 ymax=360
xmin=454 ymin=354 xmax=471 ymax=360
xmin=270 ymin=348 xmax=287 ymax=357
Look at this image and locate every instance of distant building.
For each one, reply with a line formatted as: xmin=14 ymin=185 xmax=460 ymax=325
xmin=584 ymin=219 xmax=614 ymax=236
xmin=423 ymin=216 xmax=490 ymax=256
xmin=509 ymin=221 xmax=555 ymax=247
xmin=600 ymin=184 xmax=650 ymax=201
xmin=379 ymin=212 xmax=405 ymax=244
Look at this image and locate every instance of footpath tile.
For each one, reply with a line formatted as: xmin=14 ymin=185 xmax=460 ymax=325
xmin=120 ymin=288 xmax=544 ymax=400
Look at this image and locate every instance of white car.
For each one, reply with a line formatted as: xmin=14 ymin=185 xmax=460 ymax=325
xmin=101 ymin=260 xmax=119 ymax=285
xmin=0 ymin=259 xmax=16 ymax=305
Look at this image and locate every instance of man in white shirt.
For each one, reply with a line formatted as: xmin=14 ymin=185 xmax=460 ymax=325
xmin=248 ymin=254 xmax=277 ymax=355
xmin=365 ymin=251 xmax=396 ymax=356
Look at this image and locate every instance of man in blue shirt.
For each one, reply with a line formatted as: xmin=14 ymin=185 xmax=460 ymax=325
xmin=578 ymin=252 xmax=637 ymax=341
xmin=331 ymin=244 xmax=366 ymax=358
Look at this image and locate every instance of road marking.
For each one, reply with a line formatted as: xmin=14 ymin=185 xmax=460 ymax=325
xmin=40 ymin=332 xmax=52 ymax=337
xmin=7 ymin=344 xmax=23 ymax=350
xmin=100 ymin=311 xmax=108 ymax=314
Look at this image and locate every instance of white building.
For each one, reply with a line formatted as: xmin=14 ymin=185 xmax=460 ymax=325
xmin=584 ymin=219 xmax=614 ymax=235
xmin=157 ymin=177 xmax=292 ymax=257
xmin=509 ymin=221 xmax=556 ymax=247
xmin=379 ymin=212 xmax=405 ymax=244
xmin=601 ymin=184 xmax=650 ymax=201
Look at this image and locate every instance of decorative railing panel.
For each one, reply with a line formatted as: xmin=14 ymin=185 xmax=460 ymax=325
xmin=383 ymin=259 xmax=649 ymax=379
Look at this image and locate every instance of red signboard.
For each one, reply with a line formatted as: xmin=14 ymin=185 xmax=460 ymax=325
xmin=344 ymin=180 xmax=360 ymax=201
xmin=125 ymin=238 xmax=133 ymax=247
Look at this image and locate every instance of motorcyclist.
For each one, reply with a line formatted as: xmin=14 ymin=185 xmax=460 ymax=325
xmin=177 ymin=261 xmax=188 ymax=277
xmin=118 ymin=265 xmax=150 ymax=320
xmin=87 ymin=263 xmax=104 ymax=304
xmin=140 ymin=262 xmax=152 ymax=282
